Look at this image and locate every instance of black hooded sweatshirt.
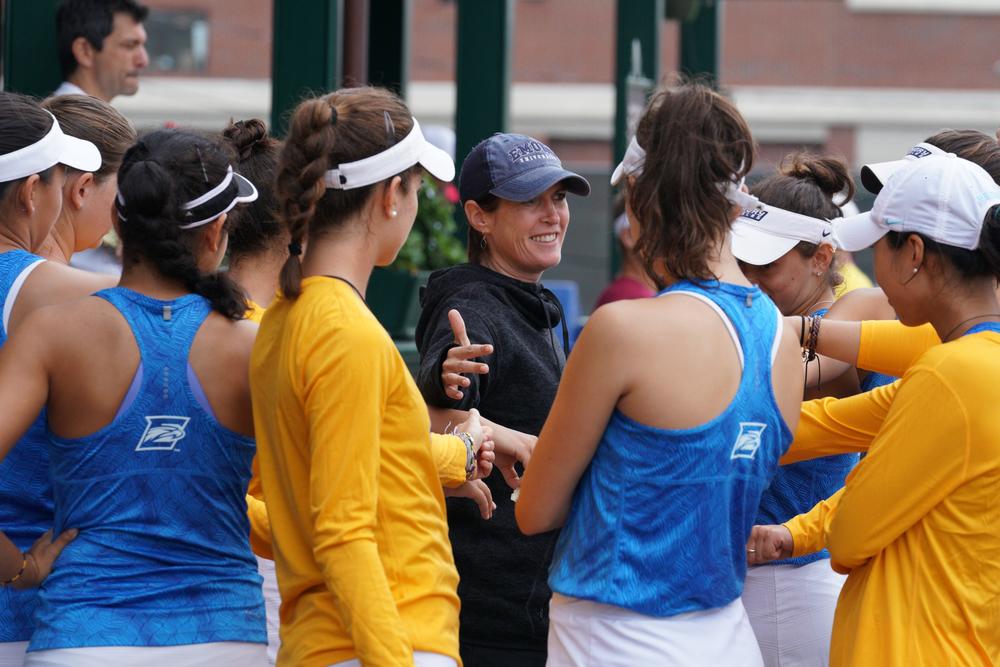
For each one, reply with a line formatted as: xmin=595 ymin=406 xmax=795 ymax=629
xmin=415 ymin=263 xmax=565 ymax=651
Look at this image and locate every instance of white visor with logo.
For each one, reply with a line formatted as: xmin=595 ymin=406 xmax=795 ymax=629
xmin=731 ymin=202 xmax=836 ymax=265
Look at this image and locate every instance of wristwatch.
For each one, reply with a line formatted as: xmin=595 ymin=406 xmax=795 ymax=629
xmin=456 ymin=431 xmax=476 ymax=480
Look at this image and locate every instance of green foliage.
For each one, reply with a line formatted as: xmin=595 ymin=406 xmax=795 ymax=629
xmin=390 ymin=176 xmax=466 ymax=273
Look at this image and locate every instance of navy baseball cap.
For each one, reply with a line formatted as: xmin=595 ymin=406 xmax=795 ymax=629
xmin=459 ymin=133 xmax=591 ymax=204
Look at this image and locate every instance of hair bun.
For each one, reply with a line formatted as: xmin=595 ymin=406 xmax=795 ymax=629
xmin=222 ymin=118 xmax=270 ymax=161
xmin=779 ymin=153 xmax=853 ymax=201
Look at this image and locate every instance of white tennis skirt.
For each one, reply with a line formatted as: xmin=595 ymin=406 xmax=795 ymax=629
xmin=0 ymin=642 xmax=27 ymax=667
xmin=258 ymin=555 xmax=281 ymax=666
xmin=547 ymin=593 xmax=764 ymax=667
xmin=742 ymin=559 xmax=845 ymax=667
xmin=24 ymin=642 xmax=266 ymax=666
xmin=330 ymin=652 xmax=457 ymax=667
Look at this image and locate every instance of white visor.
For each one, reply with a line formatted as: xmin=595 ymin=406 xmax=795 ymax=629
xmin=859 ymin=142 xmax=945 ymax=194
xmin=324 ymin=118 xmax=454 ymax=190
xmin=610 ymin=136 xmax=645 ymax=186
xmin=116 ymin=164 xmax=259 ymax=230
xmin=0 ymin=111 xmax=101 ymax=183
xmin=731 ymin=203 xmax=835 ymax=265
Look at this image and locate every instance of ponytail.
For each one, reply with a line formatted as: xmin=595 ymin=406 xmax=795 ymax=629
xmin=117 ymin=131 xmax=249 ymax=319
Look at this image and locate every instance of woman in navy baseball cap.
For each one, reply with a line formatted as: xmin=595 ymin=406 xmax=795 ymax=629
xmin=414 ymin=133 xmax=590 ymax=667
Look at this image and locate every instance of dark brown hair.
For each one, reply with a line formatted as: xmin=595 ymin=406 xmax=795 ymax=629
xmin=56 ymin=0 xmax=149 ymax=78
xmin=628 ymin=83 xmax=754 ymax=286
xmin=275 ymin=86 xmax=419 ymax=298
xmin=751 ymin=152 xmax=853 ymax=286
xmin=42 ymin=94 xmax=136 ymax=182
xmin=116 ymin=129 xmax=247 ymax=319
xmin=219 ymin=118 xmax=284 ymax=258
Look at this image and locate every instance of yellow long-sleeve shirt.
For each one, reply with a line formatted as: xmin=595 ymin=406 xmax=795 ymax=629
xmin=250 ymin=277 xmax=464 ymax=667
xmin=784 ymin=319 xmax=940 ymax=555
xmin=857 ymin=319 xmax=940 ymax=376
xmin=781 ymin=329 xmax=1000 ymax=666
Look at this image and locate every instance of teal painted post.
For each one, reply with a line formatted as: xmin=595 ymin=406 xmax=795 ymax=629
xmin=3 ymin=0 xmax=61 ymax=96
xmin=612 ymin=0 xmax=661 ymax=274
xmin=270 ymin=0 xmax=343 ymax=137
xmin=454 ymin=0 xmax=512 ymax=176
xmin=679 ymin=0 xmax=719 ymax=85
xmin=368 ymin=0 xmax=410 ymax=96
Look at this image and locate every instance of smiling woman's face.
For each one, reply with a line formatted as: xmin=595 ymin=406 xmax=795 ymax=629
xmin=480 ymin=182 xmax=570 ymax=282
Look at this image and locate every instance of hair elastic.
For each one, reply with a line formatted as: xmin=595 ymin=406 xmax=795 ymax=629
xmin=288 ymin=241 xmax=303 ymax=256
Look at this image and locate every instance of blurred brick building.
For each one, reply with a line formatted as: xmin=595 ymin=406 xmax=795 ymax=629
xmin=117 ymin=0 xmax=1000 ymax=303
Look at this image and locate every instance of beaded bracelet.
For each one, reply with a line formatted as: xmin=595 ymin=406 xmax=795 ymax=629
xmin=1 ymin=554 xmax=26 ymax=587
xmin=803 ymin=314 xmax=822 ymax=362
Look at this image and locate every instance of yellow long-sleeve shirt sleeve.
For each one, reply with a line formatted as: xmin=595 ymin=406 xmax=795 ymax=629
xmin=779 ymin=331 xmax=1000 ymax=666
xmin=430 ymin=433 xmax=468 ymax=488
xmin=250 ymin=277 xmax=460 ymax=667
xmin=780 ymin=379 xmax=898 ymax=465
xmin=783 ymin=487 xmax=844 ymax=558
xmin=857 ymin=320 xmax=940 ymax=377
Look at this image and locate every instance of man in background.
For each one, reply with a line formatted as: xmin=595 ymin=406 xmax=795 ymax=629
xmin=53 ymin=0 xmax=149 ymax=102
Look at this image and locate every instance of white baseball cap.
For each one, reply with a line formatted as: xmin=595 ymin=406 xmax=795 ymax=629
xmin=731 ymin=202 xmax=835 ymax=265
xmin=860 ymin=142 xmax=945 ymax=194
xmin=834 ymin=153 xmax=1000 ymax=252
xmin=0 ymin=111 xmax=101 ymax=183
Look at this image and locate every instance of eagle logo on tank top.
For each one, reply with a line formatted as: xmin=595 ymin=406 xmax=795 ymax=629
xmin=731 ymin=422 xmax=767 ymax=461
xmin=135 ymin=415 xmax=191 ymax=451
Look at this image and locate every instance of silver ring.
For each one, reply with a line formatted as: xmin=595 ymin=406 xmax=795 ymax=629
xmin=747 ymin=549 xmax=756 ymax=553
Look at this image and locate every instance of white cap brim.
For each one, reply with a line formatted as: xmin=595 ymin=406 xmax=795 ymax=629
xmin=610 ymin=136 xmax=645 ymax=187
xmin=0 ymin=113 xmax=101 ymax=182
xmin=832 ymin=211 xmax=888 ymax=252
xmin=860 ymin=159 xmax=903 ymax=195
xmin=860 ymin=142 xmax=946 ymax=194
xmin=418 ymin=141 xmax=455 ymax=183
xmin=731 ymin=221 xmax=801 ymax=265
xmin=59 ymin=133 xmax=102 ymax=173
xmin=610 ymin=160 xmax=627 ymax=187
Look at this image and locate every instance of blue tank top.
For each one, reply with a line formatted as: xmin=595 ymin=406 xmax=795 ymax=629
xmin=0 ymin=250 xmax=50 ymax=643
xmin=29 ymin=288 xmax=265 ymax=651
xmin=754 ymin=307 xmax=864 ymax=566
xmin=965 ymin=322 xmax=1000 ymax=336
xmin=548 ymin=280 xmax=793 ymax=617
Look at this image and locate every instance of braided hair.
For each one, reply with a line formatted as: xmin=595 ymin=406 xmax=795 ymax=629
xmin=275 ymin=86 xmax=420 ymax=298
xmin=116 ymin=129 xmax=248 ymax=319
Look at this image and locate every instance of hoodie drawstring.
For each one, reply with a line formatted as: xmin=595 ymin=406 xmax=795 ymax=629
xmin=540 ymin=287 xmax=570 ymax=368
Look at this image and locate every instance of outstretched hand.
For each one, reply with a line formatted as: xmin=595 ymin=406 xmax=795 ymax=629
xmin=491 ymin=427 xmax=536 ymax=490
xmin=441 ymin=309 xmax=493 ymax=401
xmin=746 ymin=524 xmax=793 ymax=565
xmin=14 ymin=528 xmax=78 ymax=590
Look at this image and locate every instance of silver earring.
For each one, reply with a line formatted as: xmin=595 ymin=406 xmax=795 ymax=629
xmin=480 ymin=236 xmax=488 ymax=249
xmin=390 ymin=209 xmax=398 ymax=218
xmin=913 ymin=267 xmax=918 ymax=274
